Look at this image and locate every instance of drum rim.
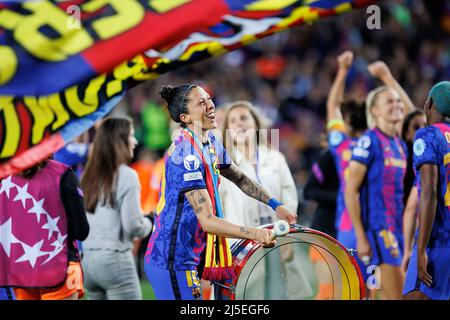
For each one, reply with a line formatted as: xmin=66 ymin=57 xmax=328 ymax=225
xmin=237 ymin=238 xmax=358 ymax=300
xmin=217 ymin=224 xmax=366 ymax=300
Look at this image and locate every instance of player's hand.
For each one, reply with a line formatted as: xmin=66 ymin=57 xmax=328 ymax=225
xmin=367 ymin=61 xmax=392 ymax=81
xmin=255 ymin=228 xmax=277 ymax=247
xmin=417 ymin=249 xmax=432 ymax=287
xmin=356 ymin=235 xmax=372 ymax=265
xmin=337 ymin=51 xmax=353 ymax=70
xmin=275 ymin=206 xmax=297 ymax=224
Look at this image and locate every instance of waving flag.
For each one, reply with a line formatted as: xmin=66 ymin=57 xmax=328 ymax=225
xmin=0 ymin=0 xmax=377 ymax=178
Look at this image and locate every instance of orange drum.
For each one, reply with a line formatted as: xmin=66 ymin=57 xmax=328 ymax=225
xmin=213 ymin=224 xmax=365 ymax=300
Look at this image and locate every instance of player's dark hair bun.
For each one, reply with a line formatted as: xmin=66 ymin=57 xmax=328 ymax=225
xmin=159 ymin=84 xmax=196 ymax=126
xmin=160 ymin=86 xmax=176 ymax=104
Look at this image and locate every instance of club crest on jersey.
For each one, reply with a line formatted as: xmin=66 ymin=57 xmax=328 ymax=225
xmin=329 ymin=131 xmax=343 ymax=146
xmin=357 ymin=135 xmax=371 ymax=149
xmin=413 ymin=138 xmax=426 ymax=156
xmin=184 ymin=155 xmax=200 ymax=171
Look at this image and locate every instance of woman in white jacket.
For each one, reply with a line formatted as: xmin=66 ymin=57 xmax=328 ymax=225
xmin=218 ymin=101 xmax=300 ymax=299
xmin=219 ymin=101 xmax=298 ymax=228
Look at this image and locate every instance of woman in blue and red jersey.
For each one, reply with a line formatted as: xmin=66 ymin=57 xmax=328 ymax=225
xmin=345 ymin=86 xmax=411 ymax=299
xmin=144 ymin=84 xmax=296 ymax=300
xmin=403 ymin=81 xmax=450 ymax=300
xmin=326 ymin=51 xmax=368 ymax=277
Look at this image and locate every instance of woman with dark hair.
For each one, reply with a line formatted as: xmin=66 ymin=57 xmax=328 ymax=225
xmin=400 ymin=110 xmax=426 ymax=273
xmin=401 ymin=110 xmax=426 ymax=204
xmin=0 ymin=159 xmax=89 ymax=300
xmin=80 ymin=117 xmax=152 ymax=300
xmin=403 ymin=81 xmax=450 ymax=300
xmin=144 ymin=84 xmax=296 ymax=300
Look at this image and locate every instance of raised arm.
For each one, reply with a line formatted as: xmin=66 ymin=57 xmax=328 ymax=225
xmin=220 ymin=162 xmax=297 ymax=224
xmin=327 ymin=51 xmax=354 ymax=125
xmin=185 ymin=188 xmax=274 ymax=245
xmin=368 ymin=61 xmax=415 ymax=115
xmin=344 ymin=160 xmax=371 ymax=261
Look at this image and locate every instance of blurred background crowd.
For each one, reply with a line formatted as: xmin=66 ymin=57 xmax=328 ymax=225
xmin=100 ymin=0 xmax=449 ymax=227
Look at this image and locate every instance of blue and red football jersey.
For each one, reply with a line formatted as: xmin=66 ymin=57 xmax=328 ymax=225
xmin=413 ymin=123 xmax=450 ymax=248
xmin=351 ymin=127 xmax=407 ymax=234
xmin=145 ymin=132 xmax=231 ymax=271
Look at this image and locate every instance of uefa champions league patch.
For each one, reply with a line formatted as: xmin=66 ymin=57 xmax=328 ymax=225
xmin=329 ymin=131 xmax=343 ymax=146
xmin=357 ymin=135 xmax=371 ymax=149
xmin=413 ymin=138 xmax=426 ymax=156
xmin=183 ymin=155 xmax=200 ymax=171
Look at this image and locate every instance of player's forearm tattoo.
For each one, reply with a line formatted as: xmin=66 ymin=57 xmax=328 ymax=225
xmin=186 ymin=189 xmax=209 ymax=216
xmin=240 ymin=226 xmax=255 ymax=238
xmin=221 ymin=164 xmax=271 ymax=204
xmin=198 ymin=192 xmax=206 ymax=204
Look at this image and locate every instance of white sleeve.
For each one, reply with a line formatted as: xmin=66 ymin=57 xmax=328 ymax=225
xmin=278 ymin=153 xmax=298 ymax=215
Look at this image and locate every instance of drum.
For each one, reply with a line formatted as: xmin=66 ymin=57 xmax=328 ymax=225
xmin=214 ymin=224 xmax=365 ymax=300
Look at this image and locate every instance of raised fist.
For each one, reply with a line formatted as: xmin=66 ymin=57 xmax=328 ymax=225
xmin=367 ymin=61 xmax=392 ymax=80
xmin=337 ymin=51 xmax=354 ymax=69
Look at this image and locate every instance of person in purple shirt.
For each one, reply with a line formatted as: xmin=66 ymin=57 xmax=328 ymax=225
xmin=345 ymin=83 xmax=410 ymax=299
xmin=403 ymin=81 xmax=450 ymax=300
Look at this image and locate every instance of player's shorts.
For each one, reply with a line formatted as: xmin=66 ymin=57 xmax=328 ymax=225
xmin=13 ymin=262 xmax=84 ymax=300
xmin=337 ymin=230 xmax=369 ymax=282
xmin=403 ymin=246 xmax=450 ymax=300
xmin=0 ymin=287 xmax=16 ymax=300
xmin=365 ymin=229 xmax=403 ymax=267
xmin=145 ymin=265 xmax=202 ymax=300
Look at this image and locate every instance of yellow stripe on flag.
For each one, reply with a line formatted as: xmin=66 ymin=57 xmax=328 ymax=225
xmin=275 ymin=7 xmax=320 ymax=28
xmin=335 ymin=3 xmax=352 ymax=14
xmin=245 ymin=0 xmax=297 ymax=11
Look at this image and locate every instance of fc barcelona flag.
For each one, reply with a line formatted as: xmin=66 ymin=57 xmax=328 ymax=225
xmin=0 ymin=0 xmax=377 ymax=178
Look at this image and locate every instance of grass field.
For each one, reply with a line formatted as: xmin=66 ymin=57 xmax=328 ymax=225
xmin=141 ymin=280 xmax=156 ymax=300
xmin=82 ymin=279 xmax=156 ymax=300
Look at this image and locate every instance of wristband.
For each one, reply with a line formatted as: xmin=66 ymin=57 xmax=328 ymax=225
xmin=268 ymin=198 xmax=282 ymax=211
xmin=326 ymin=118 xmax=345 ymax=130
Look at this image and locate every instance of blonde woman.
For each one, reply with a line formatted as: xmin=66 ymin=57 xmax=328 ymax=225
xmin=220 ymin=100 xmax=298 ymax=228
xmin=219 ymin=101 xmax=298 ymax=299
xmin=345 ymin=85 xmax=408 ymax=299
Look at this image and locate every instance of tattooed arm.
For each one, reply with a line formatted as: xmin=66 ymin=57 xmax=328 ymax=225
xmin=220 ymin=162 xmax=297 ymax=224
xmin=185 ymin=188 xmax=274 ymax=245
